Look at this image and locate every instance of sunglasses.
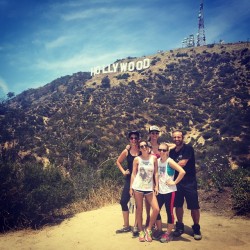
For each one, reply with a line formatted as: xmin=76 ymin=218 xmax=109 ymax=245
xmin=130 ymin=137 xmax=138 ymax=140
xmin=150 ymin=132 xmax=159 ymax=135
xmin=158 ymin=149 xmax=167 ymax=152
xmin=140 ymin=144 xmax=148 ymax=149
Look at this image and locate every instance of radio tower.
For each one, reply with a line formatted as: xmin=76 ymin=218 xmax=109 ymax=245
xmin=197 ymin=0 xmax=206 ymax=46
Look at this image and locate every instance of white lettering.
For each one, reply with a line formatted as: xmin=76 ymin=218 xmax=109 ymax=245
xmin=91 ymin=68 xmax=95 ymax=76
xmin=112 ymin=63 xmax=119 ymax=72
xmin=128 ymin=62 xmax=135 ymax=71
xmin=120 ymin=62 xmax=128 ymax=72
xmin=102 ymin=65 xmax=108 ymax=74
xmin=96 ymin=66 xmax=101 ymax=75
xmin=136 ymin=60 xmax=143 ymax=70
xmin=143 ymin=58 xmax=150 ymax=69
xmin=107 ymin=64 xmax=113 ymax=73
xmin=90 ymin=58 xmax=151 ymax=75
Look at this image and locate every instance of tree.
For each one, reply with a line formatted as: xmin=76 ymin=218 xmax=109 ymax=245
xmin=7 ymin=92 xmax=15 ymax=99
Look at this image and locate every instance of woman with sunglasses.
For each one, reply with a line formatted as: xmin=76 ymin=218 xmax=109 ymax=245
xmin=148 ymin=125 xmax=161 ymax=158
xmin=130 ymin=140 xmax=159 ymax=242
xmin=116 ymin=131 xmax=140 ymax=234
xmin=153 ymin=142 xmax=186 ymax=243
xmin=144 ymin=125 xmax=161 ymax=227
xmin=146 ymin=125 xmax=176 ymax=226
xmin=148 ymin=125 xmax=176 ymax=157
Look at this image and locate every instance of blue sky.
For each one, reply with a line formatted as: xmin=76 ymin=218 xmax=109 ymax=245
xmin=0 ymin=0 xmax=249 ymax=97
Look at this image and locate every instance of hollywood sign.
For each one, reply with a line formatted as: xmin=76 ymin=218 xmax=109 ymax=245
xmin=90 ymin=58 xmax=150 ymax=76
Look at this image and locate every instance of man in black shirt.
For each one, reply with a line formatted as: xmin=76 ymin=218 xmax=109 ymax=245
xmin=169 ymin=130 xmax=202 ymax=240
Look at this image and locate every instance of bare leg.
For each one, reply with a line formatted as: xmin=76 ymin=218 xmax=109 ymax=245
xmin=191 ymin=209 xmax=200 ymax=224
xmin=134 ymin=191 xmax=144 ymax=231
xmin=155 ymin=219 xmax=162 ymax=231
xmin=133 ymin=212 xmax=138 ymax=227
xmin=122 ymin=211 xmax=129 ymax=227
xmin=145 ymin=198 xmax=151 ymax=226
xmin=145 ymin=193 xmax=159 ymax=230
xmin=166 ymin=223 xmax=174 ymax=233
xmin=175 ymin=207 xmax=184 ymax=223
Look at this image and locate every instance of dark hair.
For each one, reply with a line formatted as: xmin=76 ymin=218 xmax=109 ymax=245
xmin=128 ymin=130 xmax=140 ymax=139
xmin=172 ymin=130 xmax=184 ymax=138
xmin=139 ymin=140 xmax=148 ymax=147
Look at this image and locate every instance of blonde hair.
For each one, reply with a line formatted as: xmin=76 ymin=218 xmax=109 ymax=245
xmin=159 ymin=142 xmax=169 ymax=151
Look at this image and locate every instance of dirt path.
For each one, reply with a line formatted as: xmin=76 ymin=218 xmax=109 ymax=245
xmin=0 ymin=204 xmax=249 ymax=250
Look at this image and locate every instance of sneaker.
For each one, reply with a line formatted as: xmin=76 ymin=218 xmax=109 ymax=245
xmin=173 ymin=222 xmax=184 ymax=237
xmin=139 ymin=231 xmax=145 ymax=242
xmin=116 ymin=226 xmax=131 ymax=234
xmin=160 ymin=232 xmax=172 ymax=243
xmin=145 ymin=228 xmax=153 ymax=242
xmin=132 ymin=226 xmax=139 ymax=237
xmin=192 ymin=224 xmax=202 ymax=240
xmin=152 ymin=230 xmax=164 ymax=240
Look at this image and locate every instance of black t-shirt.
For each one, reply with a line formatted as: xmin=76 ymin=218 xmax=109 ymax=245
xmin=169 ymin=144 xmax=196 ymax=179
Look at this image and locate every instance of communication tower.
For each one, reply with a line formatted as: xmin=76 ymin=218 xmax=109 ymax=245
xmin=197 ymin=0 xmax=206 ymax=46
xmin=182 ymin=35 xmax=195 ymax=48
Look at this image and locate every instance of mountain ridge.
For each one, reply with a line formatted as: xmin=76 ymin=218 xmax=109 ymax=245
xmin=1 ymin=42 xmax=249 ymax=171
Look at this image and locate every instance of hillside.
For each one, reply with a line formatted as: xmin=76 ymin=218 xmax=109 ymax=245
xmin=1 ymin=42 xmax=249 ymax=170
xmin=0 ymin=42 xmax=249 ymax=230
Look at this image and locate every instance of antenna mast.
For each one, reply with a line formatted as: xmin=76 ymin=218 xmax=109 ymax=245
xmin=197 ymin=0 xmax=206 ymax=46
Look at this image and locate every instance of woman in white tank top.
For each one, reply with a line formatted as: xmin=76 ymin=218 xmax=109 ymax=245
xmin=130 ymin=140 xmax=159 ymax=242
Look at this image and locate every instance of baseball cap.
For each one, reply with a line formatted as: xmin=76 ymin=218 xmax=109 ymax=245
xmin=149 ymin=125 xmax=160 ymax=132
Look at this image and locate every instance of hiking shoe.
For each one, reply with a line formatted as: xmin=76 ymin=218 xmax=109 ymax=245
xmin=132 ymin=226 xmax=139 ymax=237
xmin=116 ymin=226 xmax=131 ymax=234
xmin=160 ymin=232 xmax=172 ymax=243
xmin=192 ymin=224 xmax=202 ymax=240
xmin=152 ymin=230 xmax=164 ymax=240
xmin=173 ymin=222 xmax=184 ymax=237
xmin=145 ymin=228 xmax=153 ymax=242
xmin=139 ymin=231 xmax=145 ymax=242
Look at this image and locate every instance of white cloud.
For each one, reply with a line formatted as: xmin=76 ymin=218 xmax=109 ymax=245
xmin=34 ymin=47 xmax=139 ymax=74
xmin=45 ymin=36 xmax=71 ymax=49
xmin=61 ymin=7 xmax=121 ymax=21
xmin=0 ymin=77 xmax=9 ymax=94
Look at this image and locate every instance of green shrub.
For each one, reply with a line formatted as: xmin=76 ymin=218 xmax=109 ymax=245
xmin=227 ymin=168 xmax=250 ymax=215
xmin=116 ymin=73 xmax=130 ymax=80
xmin=0 ymin=162 xmax=75 ymax=231
xmin=100 ymin=159 xmax=124 ymax=184
xmin=198 ymin=152 xmax=250 ymax=215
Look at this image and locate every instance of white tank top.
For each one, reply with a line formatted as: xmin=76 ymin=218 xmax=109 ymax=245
xmin=158 ymin=157 xmax=177 ymax=194
xmin=132 ymin=155 xmax=155 ymax=191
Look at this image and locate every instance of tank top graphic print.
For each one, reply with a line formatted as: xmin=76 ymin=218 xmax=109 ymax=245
xmin=132 ymin=155 xmax=155 ymax=191
xmin=158 ymin=157 xmax=177 ymax=194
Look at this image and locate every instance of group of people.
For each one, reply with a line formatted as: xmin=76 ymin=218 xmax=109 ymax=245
xmin=116 ymin=125 xmax=202 ymax=243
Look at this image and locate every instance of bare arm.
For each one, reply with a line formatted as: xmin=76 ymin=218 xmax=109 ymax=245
xmin=167 ymin=143 xmax=176 ymax=150
xmin=116 ymin=149 xmax=129 ymax=176
xmin=130 ymin=157 xmax=139 ymax=196
xmin=153 ymin=156 xmax=159 ymax=195
xmin=177 ymin=159 xmax=189 ymax=168
xmin=166 ymin=158 xmax=186 ymax=186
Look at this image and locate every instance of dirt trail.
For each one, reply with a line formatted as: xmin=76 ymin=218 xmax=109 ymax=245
xmin=0 ymin=204 xmax=249 ymax=250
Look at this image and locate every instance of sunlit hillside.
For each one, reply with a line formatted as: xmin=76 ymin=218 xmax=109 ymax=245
xmin=2 ymin=42 xmax=249 ymax=170
xmin=0 ymin=42 xmax=249 ymax=231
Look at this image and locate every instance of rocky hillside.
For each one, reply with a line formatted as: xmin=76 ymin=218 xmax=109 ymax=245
xmin=0 ymin=42 xmax=249 ymax=172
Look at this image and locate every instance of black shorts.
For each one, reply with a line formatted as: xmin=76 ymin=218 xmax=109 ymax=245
xmin=174 ymin=177 xmax=200 ymax=210
xmin=134 ymin=189 xmax=153 ymax=196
